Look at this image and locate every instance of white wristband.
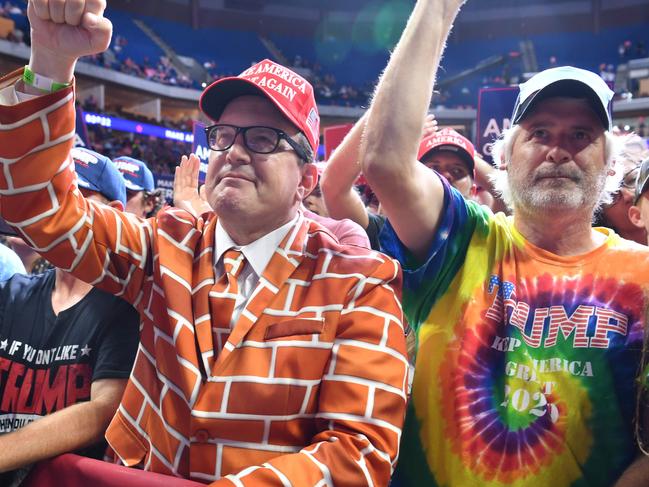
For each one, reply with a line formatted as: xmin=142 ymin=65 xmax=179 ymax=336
xmin=23 ymin=66 xmax=71 ymax=93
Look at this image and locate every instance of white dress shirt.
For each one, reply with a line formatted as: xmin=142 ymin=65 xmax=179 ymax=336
xmin=213 ymin=213 xmax=299 ymax=326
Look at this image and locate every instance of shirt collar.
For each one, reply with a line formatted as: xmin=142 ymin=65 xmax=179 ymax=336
xmin=214 ymin=212 xmax=300 ymax=278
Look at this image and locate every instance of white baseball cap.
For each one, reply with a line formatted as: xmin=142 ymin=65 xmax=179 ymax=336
xmin=512 ymin=66 xmax=614 ymax=130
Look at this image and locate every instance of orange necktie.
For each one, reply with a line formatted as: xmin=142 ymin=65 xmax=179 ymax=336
xmin=210 ymin=248 xmax=246 ymax=355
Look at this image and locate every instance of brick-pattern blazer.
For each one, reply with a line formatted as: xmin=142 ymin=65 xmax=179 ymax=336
xmin=0 ymin=70 xmax=408 ymax=486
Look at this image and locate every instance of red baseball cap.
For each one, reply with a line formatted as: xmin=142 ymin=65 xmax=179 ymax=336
xmin=199 ymin=59 xmax=320 ymax=157
xmin=417 ymin=128 xmax=476 ymax=176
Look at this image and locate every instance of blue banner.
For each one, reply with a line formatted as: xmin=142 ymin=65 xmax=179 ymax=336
xmin=192 ymin=121 xmax=209 ymax=183
xmin=476 ymin=87 xmax=519 ymax=163
xmin=82 ymin=112 xmax=194 ymax=144
xmin=153 ymin=173 xmax=175 ymax=205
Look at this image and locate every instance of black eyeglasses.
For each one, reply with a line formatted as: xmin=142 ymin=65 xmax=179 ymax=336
xmin=205 ymin=124 xmax=308 ymax=162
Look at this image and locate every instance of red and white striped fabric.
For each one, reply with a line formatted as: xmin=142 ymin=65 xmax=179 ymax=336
xmin=0 ymin=69 xmax=408 ymax=486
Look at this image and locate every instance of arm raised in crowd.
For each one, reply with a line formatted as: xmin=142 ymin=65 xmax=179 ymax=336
xmin=24 ymin=0 xmax=112 ymax=94
xmin=321 ymin=113 xmax=440 ymax=230
xmin=360 ymin=0 xmax=465 ymax=260
xmin=320 ymin=113 xmax=371 ymax=228
xmin=0 ymin=378 xmax=126 ymax=472
xmin=0 ymin=0 xmax=159 ymax=303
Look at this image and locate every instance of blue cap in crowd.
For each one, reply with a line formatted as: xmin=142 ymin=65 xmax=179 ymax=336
xmin=113 ymin=156 xmax=155 ymax=193
xmin=71 ymin=147 xmax=127 ymax=207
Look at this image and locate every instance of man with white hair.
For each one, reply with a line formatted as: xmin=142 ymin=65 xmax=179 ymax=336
xmin=359 ymin=0 xmax=649 ymax=485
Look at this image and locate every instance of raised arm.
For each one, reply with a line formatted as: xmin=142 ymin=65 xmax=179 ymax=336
xmin=322 ymin=112 xmax=439 ymax=230
xmin=0 ymin=1 xmax=157 ymax=303
xmin=320 ymin=113 xmax=371 ymax=228
xmin=24 ymin=0 xmax=112 ymax=95
xmin=360 ymin=0 xmax=466 ymax=260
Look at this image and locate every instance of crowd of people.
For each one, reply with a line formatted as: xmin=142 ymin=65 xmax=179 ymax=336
xmin=2 ymin=1 xmax=649 ymax=487
xmin=84 ymin=123 xmax=189 ymax=176
xmin=5 ymin=0 xmax=649 ymax=113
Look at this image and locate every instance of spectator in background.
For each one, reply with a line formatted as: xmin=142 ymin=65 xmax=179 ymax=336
xmin=302 ymin=162 xmax=330 ymax=217
xmin=0 ymin=3 xmax=408 ymax=484
xmin=0 ymin=147 xmax=139 ymax=486
xmin=596 ymin=133 xmax=649 ymax=244
xmin=599 ymin=63 xmax=616 ymax=91
xmin=628 ymin=157 xmax=649 ymax=245
xmin=358 ymin=0 xmax=649 ymax=484
xmin=321 ymin=113 xmax=503 ymax=251
xmin=301 ymin=162 xmax=371 ymax=248
xmin=113 ymin=156 xmax=162 ymax=218
xmin=620 ymin=40 xmax=633 ymax=59
xmin=321 ymin=113 xmax=436 ymax=251
xmin=417 ymin=127 xmax=478 ymax=199
xmin=87 ymin=125 xmax=190 ymax=177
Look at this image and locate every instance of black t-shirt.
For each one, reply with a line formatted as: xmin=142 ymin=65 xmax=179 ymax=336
xmin=365 ymin=212 xmax=387 ymax=251
xmin=0 ymin=269 xmax=139 ymax=434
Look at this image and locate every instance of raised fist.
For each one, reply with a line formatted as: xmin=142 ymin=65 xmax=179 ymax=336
xmin=28 ymin=0 xmax=112 ymax=68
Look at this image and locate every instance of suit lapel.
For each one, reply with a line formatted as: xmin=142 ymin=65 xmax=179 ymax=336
xmin=191 ymin=214 xmax=219 ymax=376
xmin=212 ymin=214 xmax=310 ymax=374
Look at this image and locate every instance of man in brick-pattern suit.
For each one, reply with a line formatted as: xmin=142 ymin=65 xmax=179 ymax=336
xmin=0 ymin=1 xmax=408 ymax=485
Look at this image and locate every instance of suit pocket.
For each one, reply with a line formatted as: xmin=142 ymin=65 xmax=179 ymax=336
xmin=264 ymin=318 xmax=325 ymax=340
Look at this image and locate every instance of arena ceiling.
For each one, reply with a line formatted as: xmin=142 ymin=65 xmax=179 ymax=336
xmin=110 ymin=0 xmax=649 ymax=40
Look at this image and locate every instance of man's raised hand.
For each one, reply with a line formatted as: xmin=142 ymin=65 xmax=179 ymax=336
xmin=27 ymin=0 xmax=112 ymax=84
xmin=174 ymin=154 xmax=212 ymax=218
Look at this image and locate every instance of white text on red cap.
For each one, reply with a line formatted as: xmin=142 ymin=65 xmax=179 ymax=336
xmin=242 ymin=63 xmax=308 ymax=102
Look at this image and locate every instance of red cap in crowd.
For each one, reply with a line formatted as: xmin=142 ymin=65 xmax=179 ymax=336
xmin=417 ymin=128 xmax=476 ymax=176
xmin=199 ymin=59 xmax=320 ymax=157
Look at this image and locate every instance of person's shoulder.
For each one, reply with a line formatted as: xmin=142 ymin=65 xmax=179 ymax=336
xmin=310 ymin=213 xmax=370 ymax=249
xmin=76 ymin=286 xmax=140 ymax=330
xmin=83 ymin=285 xmax=139 ymax=311
xmin=304 ymin=219 xmax=399 ymax=276
xmin=154 ymin=206 xmax=216 ymax=237
xmin=602 ymin=228 xmax=649 ymax=255
xmin=0 ymin=242 xmax=25 ymax=275
xmin=0 ymin=268 xmax=52 ymax=295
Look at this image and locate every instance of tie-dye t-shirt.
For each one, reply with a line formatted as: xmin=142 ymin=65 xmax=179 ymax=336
xmin=382 ymin=179 xmax=649 ymax=487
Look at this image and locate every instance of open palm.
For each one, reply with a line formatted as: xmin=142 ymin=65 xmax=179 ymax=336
xmin=174 ymin=154 xmax=212 ymax=217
